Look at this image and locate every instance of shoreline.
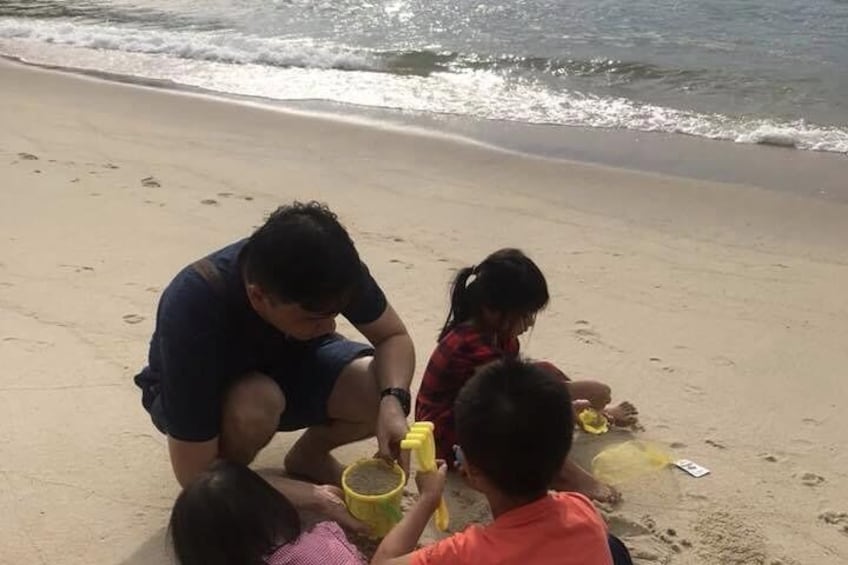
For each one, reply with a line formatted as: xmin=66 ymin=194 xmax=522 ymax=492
xmin=2 ymin=57 xmax=847 ymax=564
xmin=3 ymin=52 xmax=847 ymax=201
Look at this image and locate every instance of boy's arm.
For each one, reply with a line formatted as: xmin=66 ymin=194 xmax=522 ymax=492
xmin=372 ymin=463 xmax=448 ymax=565
xmin=370 ymin=494 xmax=441 ymax=565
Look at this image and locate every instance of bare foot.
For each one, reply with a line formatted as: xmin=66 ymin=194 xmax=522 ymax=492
xmin=553 ymin=458 xmax=622 ymax=505
xmin=605 ymin=401 xmax=639 ymax=427
xmin=284 ymin=444 xmax=346 ymax=486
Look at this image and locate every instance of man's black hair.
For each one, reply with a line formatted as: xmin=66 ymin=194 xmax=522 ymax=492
xmin=455 ymin=358 xmax=573 ymax=498
xmin=241 ymin=201 xmax=362 ymax=313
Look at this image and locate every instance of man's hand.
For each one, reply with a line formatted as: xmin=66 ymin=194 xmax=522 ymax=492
xmin=414 ymin=461 xmax=448 ymax=504
xmin=376 ymin=395 xmax=410 ymax=474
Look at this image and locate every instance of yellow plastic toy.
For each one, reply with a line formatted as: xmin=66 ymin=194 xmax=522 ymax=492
xmin=578 ymin=408 xmax=610 ymax=435
xmin=591 ymin=440 xmax=673 ymax=485
xmin=342 ymin=458 xmax=406 ymax=537
xmin=401 ymin=421 xmax=450 ymax=531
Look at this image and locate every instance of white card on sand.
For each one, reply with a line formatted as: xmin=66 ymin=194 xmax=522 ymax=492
xmin=674 ymin=459 xmax=710 ymax=478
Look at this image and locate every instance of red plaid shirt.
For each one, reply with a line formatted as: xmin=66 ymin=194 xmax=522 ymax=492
xmin=415 ymin=324 xmax=520 ymax=463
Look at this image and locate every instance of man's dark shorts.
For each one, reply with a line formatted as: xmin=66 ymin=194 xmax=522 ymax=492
xmin=136 ymin=334 xmax=373 ymax=436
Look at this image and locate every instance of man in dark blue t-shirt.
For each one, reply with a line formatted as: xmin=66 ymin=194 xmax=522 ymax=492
xmin=134 ymin=202 xmax=414 ymax=529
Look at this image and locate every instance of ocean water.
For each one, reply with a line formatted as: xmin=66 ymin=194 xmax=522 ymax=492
xmin=1 ymin=0 xmax=847 ymax=154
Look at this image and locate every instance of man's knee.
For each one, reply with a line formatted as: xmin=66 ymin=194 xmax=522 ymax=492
xmin=222 ymin=373 xmax=286 ymax=441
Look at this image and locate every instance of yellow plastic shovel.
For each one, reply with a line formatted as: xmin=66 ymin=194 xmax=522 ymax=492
xmin=401 ymin=421 xmax=450 ymax=531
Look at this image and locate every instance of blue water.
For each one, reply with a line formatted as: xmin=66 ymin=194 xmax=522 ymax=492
xmin=1 ymin=0 xmax=847 ymax=153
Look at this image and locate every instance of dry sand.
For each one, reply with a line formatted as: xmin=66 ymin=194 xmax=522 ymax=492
xmin=1 ymin=58 xmax=847 ymax=564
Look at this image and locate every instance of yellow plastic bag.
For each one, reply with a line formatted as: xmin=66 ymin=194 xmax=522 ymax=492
xmin=591 ymin=440 xmax=673 ymax=485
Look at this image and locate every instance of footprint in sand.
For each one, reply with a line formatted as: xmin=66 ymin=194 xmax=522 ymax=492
xmin=799 ymin=472 xmax=825 ymax=487
xmin=201 ymin=199 xmax=219 ymax=206
xmin=141 ymin=176 xmax=161 ymax=188
xmin=705 ymin=439 xmax=727 ymax=450
xmin=122 ymin=314 xmax=145 ymax=325
xmin=712 ymin=355 xmax=736 ymax=367
xmin=104 ymin=163 xmax=119 ymax=170
xmin=760 ymin=453 xmax=779 ymax=463
xmin=217 ymin=192 xmax=253 ymax=202
xmin=819 ymin=511 xmax=848 ymax=535
xmin=59 ymin=264 xmax=94 ymax=273
xmin=605 ymin=514 xmax=654 ymax=537
xmin=573 ymin=321 xmax=601 ymax=344
xmin=684 ymin=383 xmax=703 ymax=396
xmin=606 ymin=513 xmax=680 ymax=562
xmin=18 ymin=152 xmax=39 ymax=161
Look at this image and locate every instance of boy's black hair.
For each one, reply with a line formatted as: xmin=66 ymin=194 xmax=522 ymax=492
xmin=241 ymin=201 xmax=362 ymax=313
xmin=455 ymin=359 xmax=573 ymax=498
xmin=440 ymin=248 xmax=549 ymax=340
xmin=169 ymin=460 xmax=301 ymax=565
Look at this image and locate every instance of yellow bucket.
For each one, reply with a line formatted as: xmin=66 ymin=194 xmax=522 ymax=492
xmin=342 ymin=459 xmax=406 ymax=537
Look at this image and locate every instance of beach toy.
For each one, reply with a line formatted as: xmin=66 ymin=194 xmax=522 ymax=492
xmin=342 ymin=458 xmax=406 ymax=537
xmin=578 ymin=408 xmax=610 ymax=435
xmin=591 ymin=440 xmax=674 ymax=485
xmin=401 ymin=421 xmax=450 ymax=531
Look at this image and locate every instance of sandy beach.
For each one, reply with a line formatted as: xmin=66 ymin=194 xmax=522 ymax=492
xmin=1 ymin=59 xmax=847 ymax=564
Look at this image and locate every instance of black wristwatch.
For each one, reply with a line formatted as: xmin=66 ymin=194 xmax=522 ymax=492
xmin=380 ymin=387 xmax=411 ymax=416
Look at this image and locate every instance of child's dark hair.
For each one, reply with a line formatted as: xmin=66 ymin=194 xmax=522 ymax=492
xmin=455 ymin=359 xmax=573 ymax=498
xmin=169 ymin=460 xmax=301 ymax=565
xmin=241 ymin=201 xmax=362 ymax=313
xmin=440 ymin=248 xmax=548 ymax=340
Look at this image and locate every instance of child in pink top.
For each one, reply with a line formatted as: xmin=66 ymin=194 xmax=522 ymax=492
xmin=170 ymin=460 xmax=364 ymax=565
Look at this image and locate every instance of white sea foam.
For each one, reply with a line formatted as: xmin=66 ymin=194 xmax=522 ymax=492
xmin=0 ymin=17 xmax=376 ymax=72
xmin=2 ymin=16 xmax=847 ymax=155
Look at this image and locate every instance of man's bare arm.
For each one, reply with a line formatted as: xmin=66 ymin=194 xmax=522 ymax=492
xmin=167 ymin=436 xmax=218 ymax=487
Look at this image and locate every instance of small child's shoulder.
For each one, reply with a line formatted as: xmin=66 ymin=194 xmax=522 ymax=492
xmin=551 ymin=492 xmax=603 ymax=518
xmin=437 ymin=324 xmax=483 ymax=350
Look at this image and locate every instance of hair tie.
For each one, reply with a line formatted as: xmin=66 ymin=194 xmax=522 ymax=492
xmin=465 ymin=265 xmax=478 ymax=287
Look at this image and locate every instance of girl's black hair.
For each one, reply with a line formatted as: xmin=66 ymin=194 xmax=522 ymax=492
xmin=169 ymin=460 xmax=302 ymax=565
xmin=439 ymin=248 xmax=549 ymax=341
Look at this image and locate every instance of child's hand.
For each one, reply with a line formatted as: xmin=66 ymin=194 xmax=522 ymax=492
xmin=572 ymin=399 xmax=591 ymax=418
xmin=312 ymin=484 xmax=370 ymax=534
xmin=415 ymin=461 xmax=448 ymax=504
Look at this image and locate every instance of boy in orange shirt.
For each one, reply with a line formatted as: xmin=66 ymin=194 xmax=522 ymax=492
xmin=372 ymin=359 xmax=626 ymax=565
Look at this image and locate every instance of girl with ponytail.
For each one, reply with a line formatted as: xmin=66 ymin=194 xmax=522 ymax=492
xmin=416 ymin=249 xmax=637 ymax=503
